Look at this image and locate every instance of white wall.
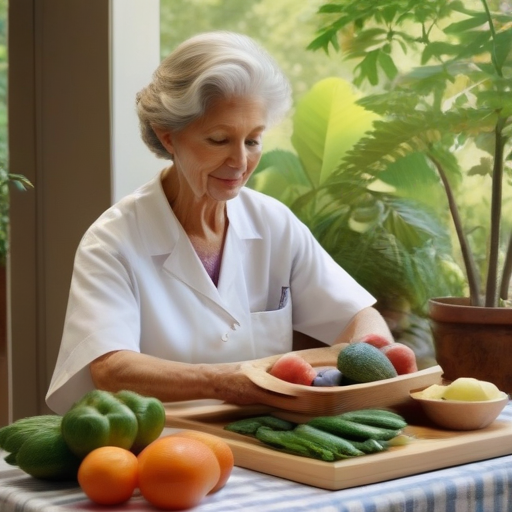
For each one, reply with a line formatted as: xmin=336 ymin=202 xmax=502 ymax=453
xmin=111 ymin=0 xmax=163 ymax=202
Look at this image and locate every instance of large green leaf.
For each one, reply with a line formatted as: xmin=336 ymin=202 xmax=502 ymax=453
xmin=382 ymin=197 xmax=449 ymax=251
xmin=377 ymin=152 xmax=447 ymax=210
xmin=248 ymin=149 xmax=310 ymax=207
xmin=291 ymin=77 xmax=378 ymax=187
xmin=249 ymin=75 xmax=464 ymax=316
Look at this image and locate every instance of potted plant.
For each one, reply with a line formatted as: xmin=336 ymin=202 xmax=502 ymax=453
xmin=307 ymin=0 xmax=512 ymax=390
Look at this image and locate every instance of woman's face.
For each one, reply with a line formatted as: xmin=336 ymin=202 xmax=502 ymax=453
xmin=163 ymin=96 xmax=267 ymax=202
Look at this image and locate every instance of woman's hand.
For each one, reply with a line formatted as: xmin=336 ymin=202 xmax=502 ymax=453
xmin=203 ymin=362 xmax=276 ymax=405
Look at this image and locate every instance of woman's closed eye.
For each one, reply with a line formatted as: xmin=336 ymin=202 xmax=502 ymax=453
xmin=207 ymin=138 xmax=261 ymax=147
xmin=208 ymin=137 xmax=227 ymax=145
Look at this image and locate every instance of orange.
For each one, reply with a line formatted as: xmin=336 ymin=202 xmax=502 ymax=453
xmin=137 ymin=435 xmax=220 ymax=510
xmin=77 ymin=446 xmax=138 ymax=505
xmin=171 ymin=430 xmax=234 ymax=493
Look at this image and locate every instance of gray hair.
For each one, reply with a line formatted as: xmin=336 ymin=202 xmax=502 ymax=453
xmin=136 ymin=31 xmax=292 ymax=160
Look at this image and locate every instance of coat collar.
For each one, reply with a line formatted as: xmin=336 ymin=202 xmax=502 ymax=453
xmin=134 ymin=172 xmax=263 ymax=257
xmin=134 ymin=172 xmax=263 ymax=313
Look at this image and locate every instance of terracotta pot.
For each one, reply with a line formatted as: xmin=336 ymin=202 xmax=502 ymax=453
xmin=429 ymin=297 xmax=512 ymax=394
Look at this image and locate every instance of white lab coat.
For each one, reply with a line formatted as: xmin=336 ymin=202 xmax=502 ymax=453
xmin=46 ymin=172 xmax=375 ymax=413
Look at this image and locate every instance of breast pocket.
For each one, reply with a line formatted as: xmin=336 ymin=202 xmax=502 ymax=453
xmin=250 ymin=298 xmax=293 ymax=358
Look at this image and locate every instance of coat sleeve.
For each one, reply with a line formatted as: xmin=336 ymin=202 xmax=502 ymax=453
xmin=287 ymin=214 xmax=376 ymax=344
xmin=46 ymin=230 xmax=141 ymax=414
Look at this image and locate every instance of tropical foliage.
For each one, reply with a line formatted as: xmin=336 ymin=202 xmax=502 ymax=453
xmin=308 ymin=0 xmax=512 ymax=307
xmin=160 ymin=0 xmax=357 ymax=151
xmin=248 ymin=77 xmax=465 ymax=323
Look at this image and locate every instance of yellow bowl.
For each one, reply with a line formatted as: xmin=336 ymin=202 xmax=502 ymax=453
xmin=410 ymin=390 xmax=509 ymax=430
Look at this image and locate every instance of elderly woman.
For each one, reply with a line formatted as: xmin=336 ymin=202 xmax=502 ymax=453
xmin=46 ymin=32 xmax=393 ymax=414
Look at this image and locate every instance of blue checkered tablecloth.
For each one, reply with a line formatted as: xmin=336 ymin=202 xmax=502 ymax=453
xmin=1 ymin=405 xmax=512 ymax=512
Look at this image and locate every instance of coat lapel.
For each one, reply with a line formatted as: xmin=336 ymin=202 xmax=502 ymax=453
xmin=162 ymin=232 xmax=224 ymax=307
xmin=135 ymin=177 xmax=264 ymax=318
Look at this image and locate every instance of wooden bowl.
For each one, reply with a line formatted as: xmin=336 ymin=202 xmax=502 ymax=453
xmin=410 ymin=390 xmax=509 ymax=430
xmin=241 ymin=345 xmax=443 ymax=415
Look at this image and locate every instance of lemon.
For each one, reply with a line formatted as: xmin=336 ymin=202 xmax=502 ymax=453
xmin=442 ymin=377 xmax=489 ymax=401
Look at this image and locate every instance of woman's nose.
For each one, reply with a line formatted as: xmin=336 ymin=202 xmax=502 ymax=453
xmin=227 ymin=143 xmax=246 ymax=170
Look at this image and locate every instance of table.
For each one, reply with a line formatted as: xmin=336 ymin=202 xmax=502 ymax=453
xmin=1 ymin=405 xmax=512 ymax=512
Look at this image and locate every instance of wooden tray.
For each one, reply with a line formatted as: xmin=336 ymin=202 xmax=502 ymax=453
xmin=240 ymin=344 xmax=444 ymax=415
xmin=164 ymin=399 xmax=512 ymax=490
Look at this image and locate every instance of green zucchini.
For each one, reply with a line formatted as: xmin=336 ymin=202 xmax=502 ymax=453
xmin=255 ymin=426 xmax=335 ymax=461
xmin=224 ymin=415 xmax=296 ymax=436
xmin=307 ymin=416 xmax=400 ymax=441
xmin=338 ymin=409 xmax=407 ymax=430
xmin=293 ymin=424 xmax=364 ymax=459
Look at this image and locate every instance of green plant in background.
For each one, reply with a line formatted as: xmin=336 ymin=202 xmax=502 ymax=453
xmin=0 ymin=0 xmax=33 ymax=268
xmin=160 ymin=0 xmax=356 ymax=151
xmin=160 ymin=0 xmax=351 ymax=100
xmin=249 ymin=77 xmax=465 ymax=365
xmin=0 ymin=168 xmax=33 ymax=267
xmin=308 ymin=0 xmax=512 ymax=307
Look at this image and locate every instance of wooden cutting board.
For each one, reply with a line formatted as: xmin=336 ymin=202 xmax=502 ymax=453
xmin=164 ymin=399 xmax=512 ymax=490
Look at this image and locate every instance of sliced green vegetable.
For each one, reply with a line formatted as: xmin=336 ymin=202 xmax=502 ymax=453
xmin=307 ymin=416 xmax=401 ymax=441
xmin=224 ymin=415 xmax=296 ymax=436
xmin=255 ymin=426 xmax=335 ymax=461
xmin=338 ymin=409 xmax=407 ymax=430
xmin=349 ymin=438 xmax=387 ymax=454
xmin=293 ymin=424 xmax=364 ymax=458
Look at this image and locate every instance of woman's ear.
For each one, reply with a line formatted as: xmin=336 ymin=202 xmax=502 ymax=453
xmin=152 ymin=124 xmax=175 ymax=154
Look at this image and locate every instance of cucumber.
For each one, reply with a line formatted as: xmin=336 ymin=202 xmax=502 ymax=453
xmin=307 ymin=416 xmax=400 ymax=441
xmin=338 ymin=409 xmax=407 ymax=430
xmin=255 ymin=426 xmax=335 ymax=461
xmin=224 ymin=415 xmax=296 ymax=436
xmin=337 ymin=343 xmax=397 ymax=383
xmin=349 ymin=438 xmax=387 ymax=454
xmin=293 ymin=424 xmax=364 ymax=459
